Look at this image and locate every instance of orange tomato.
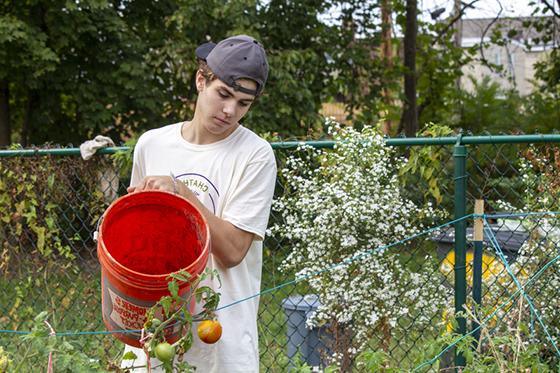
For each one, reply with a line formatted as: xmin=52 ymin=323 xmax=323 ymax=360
xmin=197 ymin=319 xmax=222 ymax=344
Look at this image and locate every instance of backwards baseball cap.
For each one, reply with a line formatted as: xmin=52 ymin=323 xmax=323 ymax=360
xmin=195 ymin=35 xmax=269 ymax=96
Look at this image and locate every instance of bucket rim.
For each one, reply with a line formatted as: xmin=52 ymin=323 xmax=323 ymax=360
xmin=98 ymin=190 xmax=210 ymax=280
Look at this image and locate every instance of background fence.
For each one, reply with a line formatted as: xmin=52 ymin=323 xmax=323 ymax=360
xmin=1 ymin=134 xmax=559 ymax=372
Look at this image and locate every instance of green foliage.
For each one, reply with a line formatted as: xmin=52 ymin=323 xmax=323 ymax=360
xmin=0 ymin=153 xmax=114 ymax=275
xmin=0 ymin=156 xmax=73 ymax=263
xmin=13 ymin=311 xmax=109 ymax=372
xmin=415 ymin=16 xmax=474 ymax=128
xmin=0 ymin=346 xmax=11 ymax=373
xmin=522 ymin=86 xmax=560 ymax=134
xmin=0 ymin=14 xmax=59 ymax=82
xmin=449 ymin=73 xmax=558 ymax=134
xmin=1 ymin=0 xmax=558 ymax=144
xmin=1 ymin=0 xmax=177 ymax=145
xmin=246 ymin=48 xmax=324 ymax=137
xmin=399 ymin=123 xmax=455 ymax=206
xmin=111 ymin=136 xmax=137 ymax=179
xmin=456 ymin=77 xmax=525 ymax=134
xmin=355 ymin=349 xmax=396 ymax=372
xmin=523 ymin=46 xmax=560 ymax=133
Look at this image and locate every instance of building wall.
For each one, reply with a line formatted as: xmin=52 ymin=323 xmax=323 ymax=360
xmin=459 ymin=17 xmax=555 ymax=96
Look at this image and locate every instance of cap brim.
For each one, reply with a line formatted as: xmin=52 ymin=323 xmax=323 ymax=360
xmin=195 ymin=42 xmax=217 ymax=60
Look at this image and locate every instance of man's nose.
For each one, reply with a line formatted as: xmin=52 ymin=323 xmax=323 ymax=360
xmin=223 ymin=102 xmax=235 ymax=117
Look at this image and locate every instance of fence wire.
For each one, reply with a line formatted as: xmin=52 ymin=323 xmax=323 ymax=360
xmin=0 ymin=138 xmax=559 ymax=372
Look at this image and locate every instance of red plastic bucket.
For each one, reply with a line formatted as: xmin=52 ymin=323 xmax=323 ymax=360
xmin=97 ymin=190 xmax=210 ymax=347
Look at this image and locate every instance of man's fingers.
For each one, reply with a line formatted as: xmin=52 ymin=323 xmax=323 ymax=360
xmin=129 ymin=176 xmax=174 ymax=194
xmin=130 ymin=177 xmax=149 ymax=193
xmin=146 ymin=178 xmax=163 ymax=190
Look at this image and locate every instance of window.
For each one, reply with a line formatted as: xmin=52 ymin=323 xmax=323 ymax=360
xmin=495 ymin=51 xmax=502 ymax=66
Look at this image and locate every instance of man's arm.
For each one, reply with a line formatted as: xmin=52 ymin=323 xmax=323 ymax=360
xmin=127 ymin=176 xmax=254 ymax=268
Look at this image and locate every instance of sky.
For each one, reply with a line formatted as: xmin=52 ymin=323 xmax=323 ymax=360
xmin=320 ymin=0 xmax=540 ymax=28
xmin=419 ymin=0 xmax=536 ymax=20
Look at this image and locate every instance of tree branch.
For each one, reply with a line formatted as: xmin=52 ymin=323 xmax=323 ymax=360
xmin=541 ymin=0 xmax=560 ymax=18
xmin=431 ymin=0 xmax=481 ymax=46
xmin=478 ymin=0 xmax=504 ymax=73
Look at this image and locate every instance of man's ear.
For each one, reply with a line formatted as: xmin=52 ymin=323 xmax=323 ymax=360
xmin=195 ymin=70 xmax=206 ymax=92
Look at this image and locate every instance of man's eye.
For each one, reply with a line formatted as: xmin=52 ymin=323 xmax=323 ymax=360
xmin=239 ymin=102 xmax=249 ymax=108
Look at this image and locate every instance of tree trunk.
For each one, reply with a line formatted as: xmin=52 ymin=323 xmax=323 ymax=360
xmin=402 ymin=0 xmax=418 ymax=137
xmin=0 ymin=79 xmax=10 ymax=146
xmin=22 ymin=91 xmax=38 ymax=147
xmin=380 ymin=0 xmax=394 ymax=136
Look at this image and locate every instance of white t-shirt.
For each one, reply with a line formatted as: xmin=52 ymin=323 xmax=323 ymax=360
xmin=122 ymin=122 xmax=277 ymax=372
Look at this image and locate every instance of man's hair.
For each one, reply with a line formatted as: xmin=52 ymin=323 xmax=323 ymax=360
xmin=197 ymin=59 xmax=217 ymax=84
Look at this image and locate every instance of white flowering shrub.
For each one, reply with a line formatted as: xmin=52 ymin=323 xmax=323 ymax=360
xmin=270 ymin=123 xmax=449 ymax=365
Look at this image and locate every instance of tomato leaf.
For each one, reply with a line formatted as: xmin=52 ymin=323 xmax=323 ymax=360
xmin=168 ymin=271 xmax=191 ymax=283
xmin=122 ymin=351 xmax=138 ymax=360
xmin=168 ymin=280 xmax=179 ymax=299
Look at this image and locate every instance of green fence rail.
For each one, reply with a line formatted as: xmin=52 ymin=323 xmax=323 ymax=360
xmin=1 ymin=134 xmax=559 ymax=371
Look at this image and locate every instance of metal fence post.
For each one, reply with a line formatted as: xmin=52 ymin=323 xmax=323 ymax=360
xmin=453 ymin=137 xmax=467 ymax=369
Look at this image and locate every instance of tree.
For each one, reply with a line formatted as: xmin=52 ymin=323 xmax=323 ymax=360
xmin=0 ymin=2 xmax=58 ymax=146
xmin=4 ymin=0 xmax=555 ymax=146
xmin=380 ymin=0 xmax=395 ymax=135
xmin=400 ymin=0 xmax=418 ymax=136
xmin=523 ymin=2 xmax=560 ymax=132
xmin=0 ymin=0 xmax=180 ymax=146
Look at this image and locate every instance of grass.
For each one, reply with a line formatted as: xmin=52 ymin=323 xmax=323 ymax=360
xmin=0 ymin=238 xmax=470 ymax=372
xmin=0 ymin=260 xmax=124 ymax=371
xmin=0 ymin=248 xmax=309 ymax=372
xmin=258 ymin=243 xmax=312 ymax=372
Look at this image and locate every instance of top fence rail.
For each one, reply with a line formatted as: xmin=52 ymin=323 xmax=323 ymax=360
xmin=1 ymin=134 xmax=559 ymax=158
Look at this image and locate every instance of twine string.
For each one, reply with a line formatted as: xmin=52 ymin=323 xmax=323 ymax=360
xmin=44 ymin=320 xmax=56 ymax=373
xmin=0 ymin=211 xmax=558 ymax=372
xmin=483 ymin=217 xmax=560 ymax=358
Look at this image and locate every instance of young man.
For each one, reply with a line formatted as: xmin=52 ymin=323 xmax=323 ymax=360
xmin=123 ymin=35 xmax=277 ymax=372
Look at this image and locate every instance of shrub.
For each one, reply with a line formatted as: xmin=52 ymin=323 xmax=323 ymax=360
xmin=270 ymin=122 xmax=449 ymax=367
xmin=0 ymin=150 xmax=113 ymax=275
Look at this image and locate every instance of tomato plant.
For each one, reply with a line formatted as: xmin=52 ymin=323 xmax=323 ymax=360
xmin=136 ymin=268 xmax=221 ymax=372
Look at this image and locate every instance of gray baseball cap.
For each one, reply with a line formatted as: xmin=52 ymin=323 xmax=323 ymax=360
xmin=195 ymin=35 xmax=269 ymax=96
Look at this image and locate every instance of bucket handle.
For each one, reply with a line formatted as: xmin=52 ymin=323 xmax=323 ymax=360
xmin=93 ymin=215 xmax=104 ymax=242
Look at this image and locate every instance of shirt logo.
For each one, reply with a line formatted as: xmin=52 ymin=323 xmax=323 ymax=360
xmin=176 ymin=173 xmax=220 ymax=214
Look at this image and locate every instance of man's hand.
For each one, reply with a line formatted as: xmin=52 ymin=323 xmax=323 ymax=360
xmin=127 ymin=176 xmax=176 ymax=195
xmin=128 ymin=175 xmax=198 ymax=203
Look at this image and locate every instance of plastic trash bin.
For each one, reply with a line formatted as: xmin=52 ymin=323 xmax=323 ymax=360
xmin=432 ymin=224 xmax=529 ymax=262
xmin=282 ymin=294 xmax=330 ymax=368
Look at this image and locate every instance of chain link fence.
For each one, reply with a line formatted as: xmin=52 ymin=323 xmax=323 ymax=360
xmin=1 ymin=135 xmax=559 ymax=371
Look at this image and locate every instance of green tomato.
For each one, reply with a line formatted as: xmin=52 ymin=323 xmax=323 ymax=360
xmin=151 ymin=318 xmax=162 ymax=329
xmin=154 ymin=342 xmax=175 ymax=363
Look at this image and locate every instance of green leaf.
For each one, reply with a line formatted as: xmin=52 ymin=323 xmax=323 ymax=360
xmin=35 ymin=227 xmax=46 ymax=253
xmin=122 ymin=351 xmax=138 ymax=360
xmin=168 ymin=280 xmax=179 ymax=299
xmin=179 ymin=330 xmax=193 ymax=353
xmin=168 ymin=271 xmax=191 ymax=283
xmin=159 ymin=297 xmax=173 ymax=316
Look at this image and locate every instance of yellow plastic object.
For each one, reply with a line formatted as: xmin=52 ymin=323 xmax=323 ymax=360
xmin=440 ymin=249 xmax=505 ymax=286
